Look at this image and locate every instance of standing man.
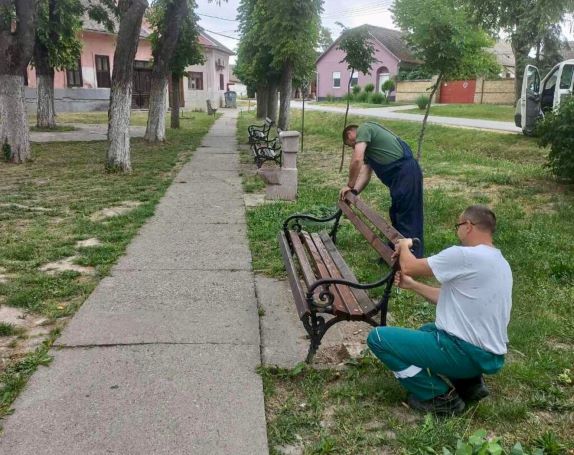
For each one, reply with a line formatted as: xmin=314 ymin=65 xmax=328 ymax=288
xmin=340 ymin=122 xmax=424 ymax=257
xmin=367 ymin=205 xmax=513 ymax=415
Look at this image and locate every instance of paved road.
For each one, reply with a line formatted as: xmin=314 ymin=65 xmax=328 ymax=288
xmin=0 ymin=110 xmax=269 ymax=455
xmin=291 ymin=101 xmax=521 ymax=134
xmin=30 ymin=123 xmax=146 ymax=142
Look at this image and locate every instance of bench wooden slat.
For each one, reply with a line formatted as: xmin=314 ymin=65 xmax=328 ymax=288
xmin=319 ymin=232 xmax=376 ymax=314
xmin=346 ymin=193 xmax=404 ymax=244
xmin=288 ymin=231 xmax=317 ymax=287
xmin=278 ymin=232 xmax=310 ymax=319
xmin=310 ymin=233 xmax=364 ymax=317
xmin=301 ymin=232 xmax=347 ymax=314
xmin=338 ymin=202 xmax=396 ymax=265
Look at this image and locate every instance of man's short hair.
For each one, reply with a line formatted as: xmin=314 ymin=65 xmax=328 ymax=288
xmin=463 ymin=205 xmax=497 ymax=234
xmin=342 ymin=124 xmax=358 ymax=144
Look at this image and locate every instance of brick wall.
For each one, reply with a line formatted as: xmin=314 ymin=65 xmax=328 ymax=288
xmin=395 ymin=79 xmax=437 ymax=102
xmin=474 ymin=78 xmax=516 ymax=105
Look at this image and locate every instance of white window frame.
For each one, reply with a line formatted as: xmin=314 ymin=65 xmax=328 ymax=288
xmin=350 ymin=70 xmax=358 ymax=87
xmin=332 ymin=71 xmax=341 ymax=88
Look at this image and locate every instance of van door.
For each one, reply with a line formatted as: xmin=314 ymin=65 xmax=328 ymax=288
xmin=556 ymin=62 xmax=574 ymax=109
xmin=520 ymin=64 xmax=541 ymax=134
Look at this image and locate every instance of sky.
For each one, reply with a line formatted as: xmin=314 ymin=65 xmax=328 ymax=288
xmin=195 ymin=0 xmax=574 ymax=64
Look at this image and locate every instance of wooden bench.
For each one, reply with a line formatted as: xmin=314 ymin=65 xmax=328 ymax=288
xmin=206 ymin=100 xmax=217 ymax=116
xmin=279 ymin=192 xmax=416 ymax=362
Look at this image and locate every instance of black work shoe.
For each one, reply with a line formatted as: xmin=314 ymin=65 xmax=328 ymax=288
xmin=407 ymin=390 xmax=466 ymax=415
xmin=450 ymin=376 xmax=489 ymax=403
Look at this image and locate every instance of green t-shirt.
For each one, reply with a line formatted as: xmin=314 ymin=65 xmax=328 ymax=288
xmin=355 ymin=122 xmax=404 ymax=165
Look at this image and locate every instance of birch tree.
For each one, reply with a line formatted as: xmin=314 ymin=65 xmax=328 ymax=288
xmin=0 ymin=0 xmax=38 ymax=163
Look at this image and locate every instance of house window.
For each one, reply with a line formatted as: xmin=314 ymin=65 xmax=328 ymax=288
xmin=350 ymin=70 xmax=358 ymax=86
xmin=95 ymin=55 xmax=111 ymax=88
xmin=66 ymin=58 xmax=83 ymax=87
xmin=332 ymin=71 xmax=341 ymax=88
xmin=23 ymin=68 xmax=28 ymax=86
xmin=220 ymin=73 xmax=224 ymax=91
xmin=188 ymin=72 xmax=203 ymax=90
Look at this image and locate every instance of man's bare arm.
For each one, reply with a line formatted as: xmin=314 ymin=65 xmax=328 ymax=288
xmin=395 ymin=272 xmax=439 ymax=305
xmin=353 ymin=164 xmax=372 ymax=193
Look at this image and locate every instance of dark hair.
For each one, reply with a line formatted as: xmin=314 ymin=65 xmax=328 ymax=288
xmin=342 ymin=124 xmax=358 ymax=144
xmin=463 ymin=205 xmax=497 ymax=234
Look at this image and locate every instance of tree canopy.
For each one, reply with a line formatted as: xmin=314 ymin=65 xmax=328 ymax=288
xmin=393 ymin=0 xmax=499 ymax=159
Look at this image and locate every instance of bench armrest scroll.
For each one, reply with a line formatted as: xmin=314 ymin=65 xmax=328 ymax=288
xmin=282 ymin=209 xmax=342 ymax=234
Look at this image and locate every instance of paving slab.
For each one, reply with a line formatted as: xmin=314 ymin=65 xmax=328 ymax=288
xmin=160 ymin=177 xmax=243 ymax=200
xmin=0 ymin=344 xmax=267 ymax=455
xmin=58 ymin=270 xmax=259 ymax=346
xmin=152 ymin=198 xmax=246 ymax=225
xmin=183 ymin=152 xmax=240 ymax=172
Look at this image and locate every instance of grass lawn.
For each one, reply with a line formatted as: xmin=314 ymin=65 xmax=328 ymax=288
xmin=25 ymin=111 xmax=159 ymax=126
xmin=0 ymin=113 xmax=217 ymax=418
xmin=404 ymin=104 xmax=516 ymax=122
xmin=237 ymin=110 xmax=574 ymax=454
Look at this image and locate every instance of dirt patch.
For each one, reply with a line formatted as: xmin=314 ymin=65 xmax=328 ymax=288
xmin=424 ymin=175 xmax=463 ymax=191
xmin=0 ymin=266 xmax=10 ymax=284
xmin=75 ymin=238 xmax=102 ymax=248
xmin=90 ymin=201 xmax=142 ymax=222
xmin=546 ymin=339 xmax=573 ymax=352
xmin=0 ymin=203 xmax=52 ymax=212
xmin=39 ymin=256 xmax=95 ymax=275
xmin=0 ymin=305 xmax=61 ymax=372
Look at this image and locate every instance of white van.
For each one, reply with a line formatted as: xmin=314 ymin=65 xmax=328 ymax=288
xmin=515 ymin=59 xmax=574 ymax=134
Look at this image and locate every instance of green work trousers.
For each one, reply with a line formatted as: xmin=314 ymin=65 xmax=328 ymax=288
xmin=367 ymin=323 xmax=504 ymax=401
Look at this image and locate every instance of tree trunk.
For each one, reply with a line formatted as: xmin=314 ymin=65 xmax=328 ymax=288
xmin=144 ymin=0 xmax=188 ymax=142
xmin=33 ymin=0 xmax=57 ymax=129
xmin=511 ymin=35 xmax=531 ymax=103
xmin=417 ymin=73 xmax=443 ymax=161
xmin=0 ymin=75 xmax=30 ymax=163
xmin=266 ymin=80 xmax=279 ymax=123
xmin=339 ymin=68 xmax=354 ymax=172
xmin=278 ymin=61 xmax=294 ymax=131
xmin=36 ymin=72 xmax=56 ymax=129
xmin=256 ymin=84 xmax=268 ymax=119
xmin=171 ymin=73 xmax=180 ymax=129
xmin=107 ymin=0 xmax=148 ymax=172
xmin=0 ymin=0 xmax=38 ymax=163
xmin=144 ymin=74 xmax=168 ymax=142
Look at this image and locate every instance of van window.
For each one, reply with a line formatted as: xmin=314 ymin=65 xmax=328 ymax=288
xmin=541 ymin=66 xmax=559 ymax=111
xmin=559 ymin=64 xmax=574 ymax=89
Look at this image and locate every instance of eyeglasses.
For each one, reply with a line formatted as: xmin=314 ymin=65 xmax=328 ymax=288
xmin=454 ymin=220 xmax=474 ymax=231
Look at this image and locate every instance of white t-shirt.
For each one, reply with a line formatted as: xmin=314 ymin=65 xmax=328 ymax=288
xmin=427 ymin=245 xmax=513 ymax=355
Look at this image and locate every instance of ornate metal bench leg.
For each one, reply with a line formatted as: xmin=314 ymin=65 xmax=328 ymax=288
xmin=303 ymin=313 xmax=326 ymax=363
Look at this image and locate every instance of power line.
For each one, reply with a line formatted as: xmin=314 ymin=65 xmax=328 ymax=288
xmin=198 ymin=13 xmax=238 ymax=22
xmin=203 ymin=28 xmax=240 ymax=40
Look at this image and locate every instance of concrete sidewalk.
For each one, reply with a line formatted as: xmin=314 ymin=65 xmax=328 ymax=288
xmin=291 ymin=101 xmax=521 ymax=134
xmin=0 ymin=110 xmax=269 ymax=455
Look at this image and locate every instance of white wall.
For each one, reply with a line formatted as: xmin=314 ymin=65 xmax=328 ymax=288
xmin=182 ymin=49 xmax=231 ymax=110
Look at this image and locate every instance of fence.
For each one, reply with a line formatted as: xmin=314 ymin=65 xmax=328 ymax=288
xmin=395 ymin=77 xmax=515 ymax=105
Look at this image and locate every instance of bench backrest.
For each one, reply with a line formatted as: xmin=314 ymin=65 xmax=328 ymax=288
xmin=338 ymin=193 xmax=403 ymax=266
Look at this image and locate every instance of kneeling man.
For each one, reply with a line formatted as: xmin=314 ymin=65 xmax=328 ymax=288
xmin=367 ymin=205 xmax=512 ymax=414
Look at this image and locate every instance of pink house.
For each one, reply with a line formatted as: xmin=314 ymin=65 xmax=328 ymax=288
xmin=316 ymin=25 xmax=421 ymax=100
xmin=25 ymin=17 xmax=234 ymax=112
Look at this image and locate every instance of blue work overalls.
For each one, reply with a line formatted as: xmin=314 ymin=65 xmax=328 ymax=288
xmin=365 ymin=136 xmax=424 ymax=257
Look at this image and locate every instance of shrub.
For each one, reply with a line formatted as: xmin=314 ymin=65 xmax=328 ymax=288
xmin=537 ymin=96 xmax=574 ymax=181
xmin=370 ymin=92 xmax=385 ymax=104
xmin=381 ymin=79 xmax=395 ymax=93
xmin=342 ymin=92 xmax=354 ymax=101
xmin=356 ymin=91 xmax=369 ymax=102
xmin=325 ymin=93 xmax=335 ymax=102
xmin=352 ymin=85 xmax=361 ymax=95
xmin=364 ymin=83 xmax=375 ymax=93
xmin=415 ymin=94 xmax=430 ymax=110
